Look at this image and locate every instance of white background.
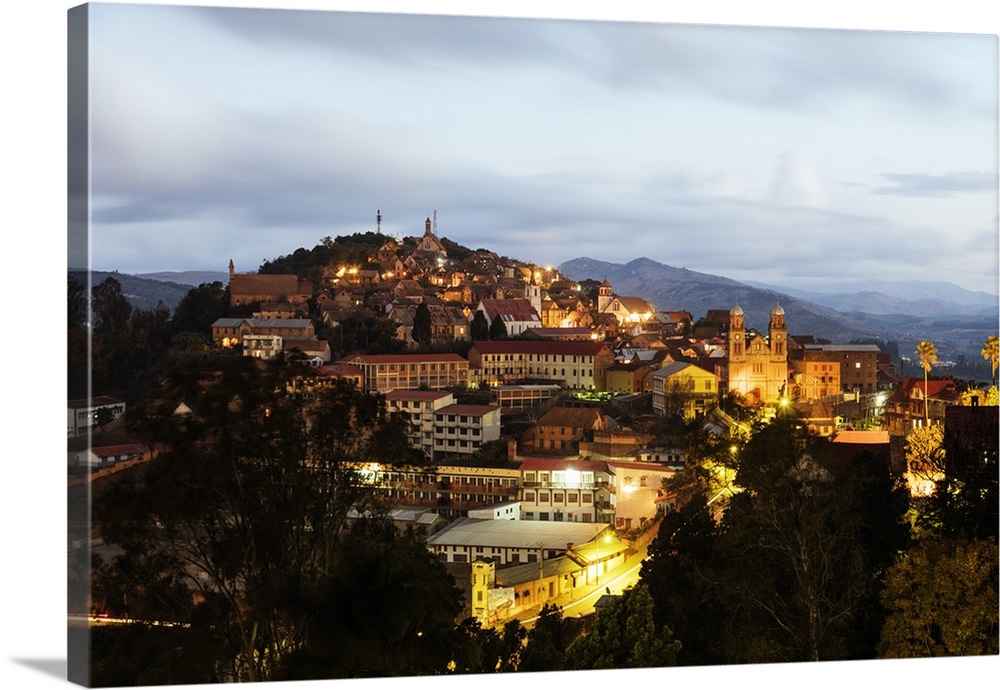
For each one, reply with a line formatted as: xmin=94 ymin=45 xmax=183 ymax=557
xmin=2 ymin=2 xmax=997 ymax=689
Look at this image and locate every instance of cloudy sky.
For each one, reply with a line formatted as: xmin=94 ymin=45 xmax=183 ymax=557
xmin=77 ymin=1 xmax=998 ymax=294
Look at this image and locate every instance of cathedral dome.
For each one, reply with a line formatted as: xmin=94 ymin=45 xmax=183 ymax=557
xmin=730 ymin=304 xmax=744 ymax=317
xmin=771 ymin=303 xmax=785 ymax=317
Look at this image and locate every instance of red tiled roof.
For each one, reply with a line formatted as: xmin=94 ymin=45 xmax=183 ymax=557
xmin=90 ymin=443 xmax=148 ymax=457
xmin=316 ymin=364 xmax=363 ymax=377
xmin=471 ymin=341 xmax=610 ymax=356
xmin=478 ymin=298 xmax=539 ymax=322
xmin=386 ymin=390 xmax=453 ymax=401
xmin=340 ymin=353 xmax=468 ymax=364
xmin=436 ymin=404 xmax=500 ymax=416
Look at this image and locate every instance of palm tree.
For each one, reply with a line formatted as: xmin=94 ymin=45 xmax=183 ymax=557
xmin=981 ymin=334 xmax=999 ymax=385
xmin=916 ymin=340 xmax=938 ymax=422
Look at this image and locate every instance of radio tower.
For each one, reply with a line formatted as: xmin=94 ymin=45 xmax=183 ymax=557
xmin=433 ymin=209 xmax=438 ymax=235
xmin=376 ymin=208 xmax=382 ymax=235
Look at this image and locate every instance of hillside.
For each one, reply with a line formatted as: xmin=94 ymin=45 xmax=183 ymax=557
xmin=70 ymin=269 xmax=194 ymax=313
xmin=559 ymin=257 xmax=998 ymax=363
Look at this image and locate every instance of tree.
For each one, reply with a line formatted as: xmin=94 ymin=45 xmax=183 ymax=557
xmin=94 ymin=364 xmax=433 ymax=683
xmin=568 ymin=584 xmax=680 ymax=669
xmin=518 ymin=603 xmax=569 ymax=672
xmin=904 ymin=424 xmax=946 ymax=495
xmin=981 ymin=334 xmax=999 ymax=385
xmin=171 ymin=281 xmax=228 ymax=336
xmin=879 ymin=538 xmax=999 ymax=658
xmin=91 ymin=276 xmax=132 ymax=333
xmin=939 ymin=404 xmax=999 ymax=540
xmin=640 ymin=495 xmax=724 ymax=665
xmin=916 ymin=340 xmax=938 ymax=421
xmin=412 ymin=302 xmax=432 ymax=346
xmin=488 ymin=313 xmax=507 ymax=340
xmin=470 ymin=310 xmax=490 ymax=341
xmin=718 ymin=419 xmax=877 ymax=662
xmin=68 ymin=275 xmax=87 ymax=329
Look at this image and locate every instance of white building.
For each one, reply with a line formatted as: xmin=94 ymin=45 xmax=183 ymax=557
xmin=67 ymin=396 xmax=126 ymax=437
xmin=425 ymin=517 xmax=611 ymax=565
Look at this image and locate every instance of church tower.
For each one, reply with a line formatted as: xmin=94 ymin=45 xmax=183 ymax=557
xmin=526 ymin=272 xmax=542 ymax=315
xmin=769 ymin=303 xmax=788 ymax=398
xmin=598 ymin=279 xmax=613 ymax=313
xmin=229 ymin=259 xmax=235 ymax=282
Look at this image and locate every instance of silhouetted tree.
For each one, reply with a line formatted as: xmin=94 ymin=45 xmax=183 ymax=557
xmin=470 ymin=310 xmax=490 ymax=341
xmin=488 ymin=314 xmax=507 ymax=340
xmin=412 ymin=302 xmax=432 ymax=346
xmin=171 ymin=281 xmax=228 ymax=336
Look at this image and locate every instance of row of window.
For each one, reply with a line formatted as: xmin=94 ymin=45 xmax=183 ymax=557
xmin=523 ymin=490 xmax=594 ymax=504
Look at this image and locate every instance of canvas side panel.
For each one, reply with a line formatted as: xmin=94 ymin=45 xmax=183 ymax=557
xmin=67 ymin=3 xmax=92 ymax=687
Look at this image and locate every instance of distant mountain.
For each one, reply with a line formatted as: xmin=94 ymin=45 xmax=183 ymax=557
xmin=70 ymin=269 xmax=196 ymax=313
xmin=138 ymin=271 xmax=230 ymax=287
xmin=558 ymin=257 xmax=999 ymax=362
xmin=742 ymin=279 xmax=999 ymax=319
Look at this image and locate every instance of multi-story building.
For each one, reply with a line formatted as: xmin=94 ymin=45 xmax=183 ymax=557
xmin=242 ymin=333 xmax=282 ymax=360
xmin=530 ymin=407 xmax=609 ymax=454
xmin=385 ymin=390 xmax=456 ymax=460
xmin=517 ymin=456 xmax=675 ymax=529
xmin=431 ymin=403 xmax=502 ymax=461
xmin=651 ymin=361 xmax=719 ymax=419
xmin=789 ymin=347 xmax=842 ymax=401
xmin=795 ymin=343 xmax=881 ymax=395
xmin=338 ymin=353 xmax=469 ymax=393
xmin=882 ymin=376 xmax=960 ymax=436
xmin=384 ymin=391 xmax=500 ymax=461
xmin=359 ymin=463 xmax=521 ymax=520
xmin=518 ymin=458 xmax=615 ymax=524
xmin=467 ymin=340 xmax=614 ymax=390
xmin=211 ymin=317 xmax=316 ymax=346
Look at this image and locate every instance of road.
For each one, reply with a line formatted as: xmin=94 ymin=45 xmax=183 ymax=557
xmin=520 ymin=528 xmax=654 ymax=627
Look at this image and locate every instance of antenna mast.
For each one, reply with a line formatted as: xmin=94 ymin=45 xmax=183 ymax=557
xmin=433 ymin=209 xmax=438 ymax=235
xmin=377 ymin=208 xmax=382 ymax=235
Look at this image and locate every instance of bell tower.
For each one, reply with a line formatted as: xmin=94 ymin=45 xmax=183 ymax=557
xmin=598 ymin=279 xmax=613 ymax=313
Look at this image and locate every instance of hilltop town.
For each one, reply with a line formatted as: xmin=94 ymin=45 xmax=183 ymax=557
xmin=67 ymin=216 xmax=999 ymax=682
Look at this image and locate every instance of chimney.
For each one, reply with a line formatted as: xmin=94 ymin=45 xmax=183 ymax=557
xmin=507 ymin=439 xmax=518 ymax=462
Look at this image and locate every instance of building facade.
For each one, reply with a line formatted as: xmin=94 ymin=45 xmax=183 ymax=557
xmin=726 ymin=303 xmax=789 ymax=404
xmin=651 ymin=361 xmax=719 ymax=419
xmin=338 ymin=353 xmax=470 ymax=393
xmin=467 ymin=341 xmax=614 ymax=390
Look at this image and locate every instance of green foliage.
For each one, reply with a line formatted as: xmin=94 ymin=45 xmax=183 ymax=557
xmin=638 ymin=417 xmax=916 ymax=664
xmin=879 ymin=538 xmax=999 ymax=658
xmin=519 ymin=604 xmax=569 ymax=672
xmin=569 ymin=584 xmax=680 ymax=669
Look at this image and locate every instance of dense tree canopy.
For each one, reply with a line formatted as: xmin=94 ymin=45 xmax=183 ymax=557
xmin=92 ymin=360 xmax=441 ymax=683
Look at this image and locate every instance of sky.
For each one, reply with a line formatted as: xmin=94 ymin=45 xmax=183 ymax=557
xmin=71 ymin=1 xmax=999 ymax=295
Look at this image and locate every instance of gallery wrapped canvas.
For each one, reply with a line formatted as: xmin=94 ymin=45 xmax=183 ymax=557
xmin=63 ymin=2 xmax=998 ymax=688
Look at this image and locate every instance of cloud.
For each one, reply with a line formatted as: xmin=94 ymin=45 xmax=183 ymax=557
xmin=873 ymin=171 xmax=999 ymax=197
